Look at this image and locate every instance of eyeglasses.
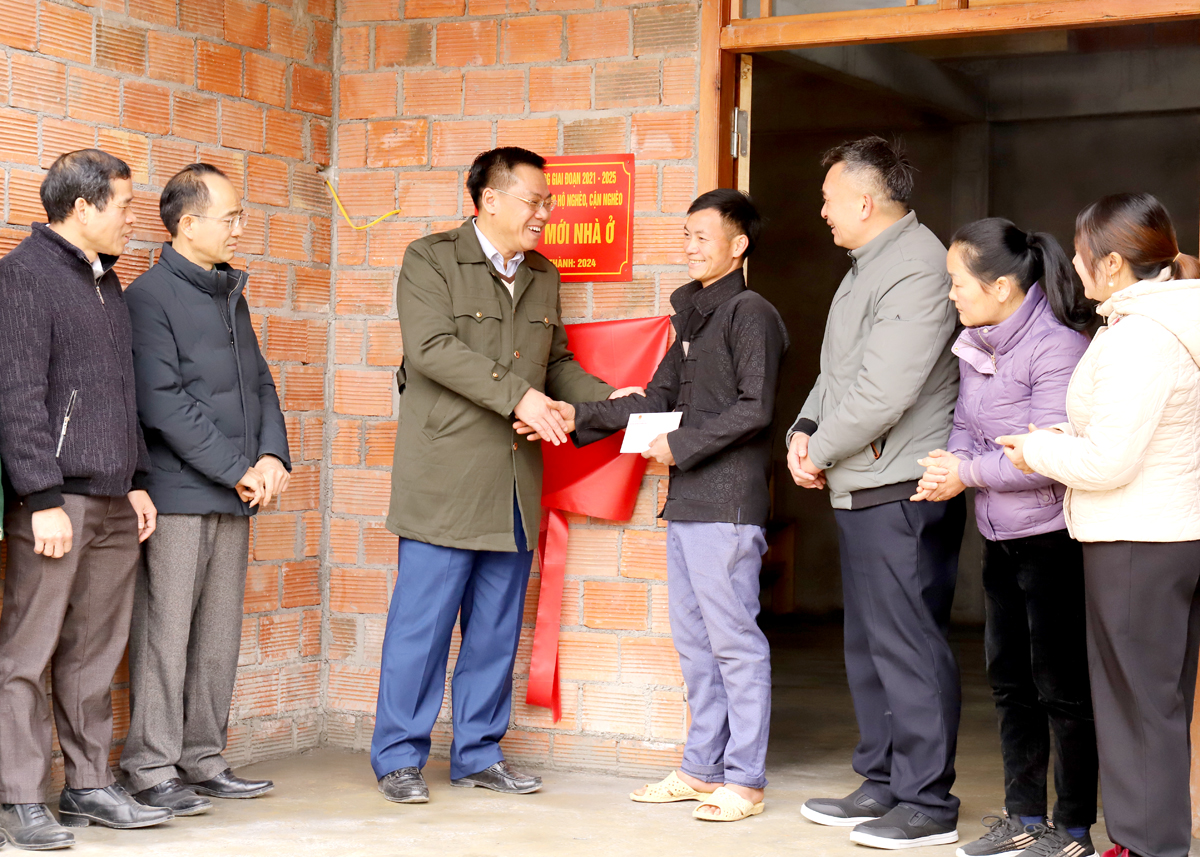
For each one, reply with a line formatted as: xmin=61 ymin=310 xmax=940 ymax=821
xmin=490 ymin=188 xmax=556 ymax=214
xmin=187 ymin=212 xmax=249 ymax=230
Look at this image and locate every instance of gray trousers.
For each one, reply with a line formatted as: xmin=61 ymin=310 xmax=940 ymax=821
xmin=0 ymin=495 xmax=140 ymax=803
xmin=1082 ymin=540 xmax=1200 ymax=857
xmin=120 ymin=513 xmax=250 ymax=792
xmin=667 ymin=521 xmax=771 ymax=790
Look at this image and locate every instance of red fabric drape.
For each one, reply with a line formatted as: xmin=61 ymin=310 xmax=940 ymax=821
xmin=527 ymin=316 xmax=672 ymax=719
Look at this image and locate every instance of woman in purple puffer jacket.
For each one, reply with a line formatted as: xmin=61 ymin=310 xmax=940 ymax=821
xmin=913 ymin=219 xmax=1098 ymax=857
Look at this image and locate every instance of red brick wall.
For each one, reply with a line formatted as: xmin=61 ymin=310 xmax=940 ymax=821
xmin=0 ymin=0 xmax=334 ymax=789
xmin=0 ymin=0 xmax=702 ymax=782
xmin=328 ymin=0 xmax=700 ymax=773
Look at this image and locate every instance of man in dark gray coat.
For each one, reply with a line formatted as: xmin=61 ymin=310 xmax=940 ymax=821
xmin=120 ymin=164 xmax=291 ymax=814
xmin=788 ymin=137 xmax=964 ymax=849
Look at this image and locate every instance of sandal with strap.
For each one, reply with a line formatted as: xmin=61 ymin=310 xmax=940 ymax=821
xmin=630 ymin=771 xmax=705 ymax=803
xmin=692 ymin=786 xmax=765 ymax=822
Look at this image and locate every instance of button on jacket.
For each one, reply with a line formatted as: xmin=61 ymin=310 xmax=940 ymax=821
xmin=388 ymin=220 xmax=614 ymax=552
xmin=124 ymin=243 xmax=291 ymax=516
xmin=572 ymin=270 xmax=789 ymax=527
xmin=0 ymin=223 xmax=150 ymax=511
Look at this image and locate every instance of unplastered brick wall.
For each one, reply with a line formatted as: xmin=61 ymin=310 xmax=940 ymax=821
xmin=0 ymin=0 xmax=335 ymax=788
xmin=326 ymin=0 xmax=700 ymax=774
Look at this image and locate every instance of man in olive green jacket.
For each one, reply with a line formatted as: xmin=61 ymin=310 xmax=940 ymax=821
xmin=372 ymin=148 xmax=625 ymax=803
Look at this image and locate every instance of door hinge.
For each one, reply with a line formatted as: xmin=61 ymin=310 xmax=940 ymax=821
xmin=731 ymin=108 xmax=749 ymax=159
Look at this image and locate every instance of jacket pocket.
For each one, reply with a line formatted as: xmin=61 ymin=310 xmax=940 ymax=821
xmin=422 ymin=389 xmax=475 ymax=441
xmin=451 ymin=294 xmax=504 ymax=359
xmin=523 ymin=302 xmax=559 ymax=365
xmin=149 ymin=445 xmax=185 ymax=473
xmin=452 ymin=293 xmax=503 ymax=323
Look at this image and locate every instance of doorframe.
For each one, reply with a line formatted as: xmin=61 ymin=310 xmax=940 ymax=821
xmin=698 ymin=0 xmax=1200 ymax=191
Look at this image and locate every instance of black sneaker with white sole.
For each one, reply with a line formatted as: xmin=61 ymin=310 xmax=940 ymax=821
xmin=850 ymin=803 xmax=960 ymax=850
xmin=957 ymin=814 xmax=1043 ymax=857
xmin=801 ymin=787 xmax=893 ymax=827
xmin=1016 ymin=825 xmax=1094 ymax=857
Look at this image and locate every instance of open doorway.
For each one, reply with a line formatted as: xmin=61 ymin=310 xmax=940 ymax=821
xmin=751 ymin=19 xmax=1200 ymax=800
xmin=754 ymin=19 xmax=1200 ymax=621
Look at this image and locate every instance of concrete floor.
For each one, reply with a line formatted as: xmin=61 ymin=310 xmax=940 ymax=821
xmin=52 ymin=623 xmax=1133 ymax=857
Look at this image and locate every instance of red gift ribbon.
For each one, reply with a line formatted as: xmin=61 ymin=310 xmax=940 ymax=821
xmin=527 ymin=316 xmax=672 ymax=719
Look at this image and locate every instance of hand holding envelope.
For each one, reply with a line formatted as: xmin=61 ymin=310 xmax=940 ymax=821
xmin=620 ymin=412 xmax=682 ymax=454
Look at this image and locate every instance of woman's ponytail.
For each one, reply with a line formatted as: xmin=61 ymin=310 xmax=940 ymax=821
xmin=1026 ymin=231 xmax=1098 ymax=334
xmin=1171 ymin=252 xmax=1200 ymax=281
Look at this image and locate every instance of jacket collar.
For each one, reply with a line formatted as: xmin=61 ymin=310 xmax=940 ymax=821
xmin=953 ymin=283 xmax=1048 ymax=374
xmin=31 ymin=222 xmax=119 ymax=278
xmin=848 ymin=210 xmax=918 ymax=272
xmin=157 ymin=242 xmax=244 ymax=298
xmin=670 ymin=268 xmax=746 ymax=317
xmin=451 ymin=218 xmax=549 ymax=272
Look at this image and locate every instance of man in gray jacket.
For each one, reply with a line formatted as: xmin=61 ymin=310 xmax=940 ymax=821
xmin=787 ymin=137 xmax=964 ymax=849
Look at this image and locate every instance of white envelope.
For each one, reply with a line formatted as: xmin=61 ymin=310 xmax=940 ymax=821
xmin=620 ymin=411 xmax=683 ymax=454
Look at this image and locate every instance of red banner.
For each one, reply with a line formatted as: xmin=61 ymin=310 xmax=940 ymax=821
xmin=541 ymin=154 xmax=634 ymax=283
xmin=527 ymin=315 xmax=672 ymax=718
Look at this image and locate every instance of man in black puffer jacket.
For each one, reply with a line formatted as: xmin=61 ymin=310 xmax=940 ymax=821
xmin=119 ymin=164 xmax=291 ymax=814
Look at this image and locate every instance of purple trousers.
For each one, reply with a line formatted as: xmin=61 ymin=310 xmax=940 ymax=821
xmin=667 ymin=521 xmax=771 ymax=789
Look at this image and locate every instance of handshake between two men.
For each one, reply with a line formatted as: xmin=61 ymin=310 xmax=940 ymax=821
xmin=509 ymin=386 xmax=676 ymax=464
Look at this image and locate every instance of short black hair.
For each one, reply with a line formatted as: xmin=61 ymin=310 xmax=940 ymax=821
xmin=160 ymin=163 xmax=228 ymax=237
xmin=687 ymin=189 xmax=762 ymax=258
xmin=822 ymin=135 xmax=915 ymax=207
xmin=466 ymin=147 xmax=546 ymax=209
xmin=40 ymin=149 xmax=132 ymax=224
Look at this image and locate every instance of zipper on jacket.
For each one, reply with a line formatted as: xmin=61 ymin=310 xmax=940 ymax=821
xmin=225 ymin=272 xmax=252 ymax=462
xmin=95 ymin=284 xmax=105 ymax=305
xmin=55 ymin=389 xmax=79 ymax=458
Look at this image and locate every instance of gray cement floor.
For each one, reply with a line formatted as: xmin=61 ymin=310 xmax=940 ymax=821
xmin=48 ymin=623 xmax=1134 ymax=856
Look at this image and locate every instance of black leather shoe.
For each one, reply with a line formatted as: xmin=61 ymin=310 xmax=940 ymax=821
xmin=133 ymin=779 xmax=212 ymax=817
xmin=0 ymin=803 xmax=75 ymax=850
xmin=451 ymin=761 xmax=542 ymax=794
xmin=58 ymin=784 xmax=173 ymax=829
xmin=189 ymin=769 xmax=273 ymax=800
xmin=378 ymin=768 xmax=429 ymax=804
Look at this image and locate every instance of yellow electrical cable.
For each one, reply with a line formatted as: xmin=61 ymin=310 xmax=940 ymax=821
xmin=324 ymin=178 xmax=402 ymax=230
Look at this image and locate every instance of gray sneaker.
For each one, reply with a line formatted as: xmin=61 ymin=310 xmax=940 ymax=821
xmin=957 ymin=815 xmax=1043 ymax=857
xmin=1017 ymin=825 xmax=1095 ymax=857
xmin=801 ymin=787 xmax=894 ymax=827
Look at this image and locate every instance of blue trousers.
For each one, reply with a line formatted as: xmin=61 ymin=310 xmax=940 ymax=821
xmin=667 ymin=521 xmax=771 ymax=790
xmin=370 ymin=502 xmax=532 ymax=780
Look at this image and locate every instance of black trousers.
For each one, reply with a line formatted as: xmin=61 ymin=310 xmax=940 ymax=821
xmin=835 ymin=496 xmax=966 ymax=827
xmin=1082 ymin=540 xmax=1200 ymax=857
xmin=983 ymin=529 xmax=1097 ymax=828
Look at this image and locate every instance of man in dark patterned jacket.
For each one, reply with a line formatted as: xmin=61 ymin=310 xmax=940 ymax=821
xmin=541 ymin=189 xmax=788 ymax=822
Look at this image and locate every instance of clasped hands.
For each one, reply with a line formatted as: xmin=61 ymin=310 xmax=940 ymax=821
xmin=511 ymin=386 xmax=649 ymax=450
xmin=787 ymin=433 xmax=826 ymax=489
xmin=235 ymin=454 xmax=291 ymax=508
xmin=911 ymin=424 xmax=1051 ymax=501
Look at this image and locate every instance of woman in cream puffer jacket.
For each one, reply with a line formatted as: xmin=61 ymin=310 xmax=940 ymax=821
xmin=1000 ymin=193 xmax=1200 ymax=857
